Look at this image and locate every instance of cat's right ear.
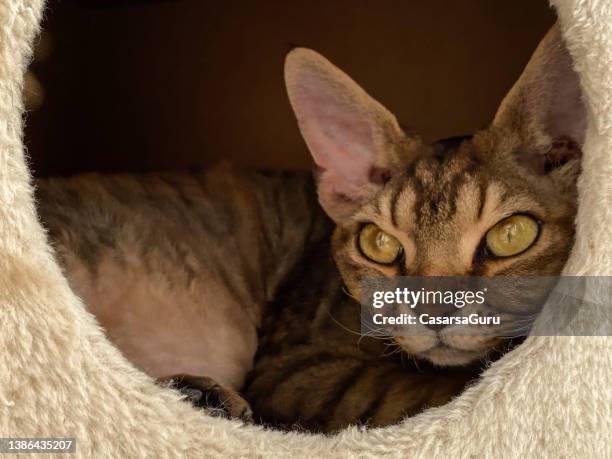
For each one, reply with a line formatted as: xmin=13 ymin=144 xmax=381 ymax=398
xmin=492 ymin=25 xmax=586 ymax=176
xmin=285 ymin=48 xmax=411 ymax=222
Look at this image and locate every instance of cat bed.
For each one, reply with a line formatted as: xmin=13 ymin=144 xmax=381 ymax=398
xmin=0 ymin=0 xmax=610 ymax=456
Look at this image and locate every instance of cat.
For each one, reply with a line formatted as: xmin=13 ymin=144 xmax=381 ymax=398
xmin=35 ymin=25 xmax=584 ymax=432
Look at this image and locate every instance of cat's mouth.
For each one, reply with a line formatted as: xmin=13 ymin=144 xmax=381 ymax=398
xmin=419 ymin=343 xmax=484 ymax=366
xmin=394 ymin=335 xmax=493 ymax=366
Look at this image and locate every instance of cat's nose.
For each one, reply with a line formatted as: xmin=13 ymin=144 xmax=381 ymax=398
xmin=417 ymin=302 xmax=456 ymax=333
xmin=423 ymin=319 xmax=448 ymax=333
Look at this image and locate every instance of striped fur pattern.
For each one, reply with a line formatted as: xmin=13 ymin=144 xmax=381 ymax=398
xmin=244 ymin=131 xmax=578 ymax=431
xmin=330 ymin=129 xmax=579 ymax=367
xmin=35 ymin=25 xmax=584 ymax=432
xmin=36 ymin=167 xmax=330 ymax=391
xmin=245 ymin=224 xmax=485 ymax=431
xmin=36 ymin=166 xmax=484 ymax=432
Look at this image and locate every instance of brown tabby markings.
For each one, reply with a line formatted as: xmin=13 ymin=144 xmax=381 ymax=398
xmin=244 ymin=216 xmax=484 ymax=431
xmin=36 ymin=25 xmax=584 ymax=432
xmin=330 ymin=130 xmax=578 ymax=367
xmin=282 ymin=25 xmax=583 ymax=370
xmin=36 ymin=165 xmax=486 ymax=432
xmin=37 ymin=168 xmax=329 ymax=390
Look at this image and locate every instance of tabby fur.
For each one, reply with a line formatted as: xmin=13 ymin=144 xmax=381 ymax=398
xmin=35 ymin=25 xmax=584 ymax=432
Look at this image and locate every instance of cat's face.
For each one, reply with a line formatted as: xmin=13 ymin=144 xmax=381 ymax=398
xmin=285 ymin=25 xmax=585 ymax=366
xmin=330 ymin=131 xmax=578 ymax=365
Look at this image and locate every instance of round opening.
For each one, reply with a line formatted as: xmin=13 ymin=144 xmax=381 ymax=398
xmin=29 ymin=0 xmax=569 ymax=434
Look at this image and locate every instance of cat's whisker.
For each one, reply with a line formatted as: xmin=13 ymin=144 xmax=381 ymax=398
xmin=380 ymin=340 xmax=403 ymax=357
xmin=381 ymin=345 xmax=402 ymax=357
xmin=324 ymin=307 xmax=389 ymax=341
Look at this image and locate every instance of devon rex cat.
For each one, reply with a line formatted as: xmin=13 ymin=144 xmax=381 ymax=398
xmin=36 ymin=25 xmax=584 ymax=432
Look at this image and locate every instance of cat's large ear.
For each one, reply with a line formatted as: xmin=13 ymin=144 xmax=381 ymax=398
xmin=493 ymin=25 xmax=586 ymax=175
xmin=285 ymin=48 xmax=412 ymax=222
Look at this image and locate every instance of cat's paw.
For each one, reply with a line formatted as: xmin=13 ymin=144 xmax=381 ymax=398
xmin=159 ymin=374 xmax=253 ymax=422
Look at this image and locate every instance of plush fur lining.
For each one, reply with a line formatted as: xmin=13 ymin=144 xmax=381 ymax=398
xmin=0 ymin=1 xmax=610 ymax=457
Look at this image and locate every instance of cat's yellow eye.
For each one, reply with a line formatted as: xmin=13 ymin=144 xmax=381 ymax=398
xmin=485 ymin=215 xmax=539 ymax=257
xmin=358 ymin=223 xmax=402 ymax=264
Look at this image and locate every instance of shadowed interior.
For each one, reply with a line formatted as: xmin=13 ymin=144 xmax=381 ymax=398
xmin=26 ymin=0 xmax=553 ymax=176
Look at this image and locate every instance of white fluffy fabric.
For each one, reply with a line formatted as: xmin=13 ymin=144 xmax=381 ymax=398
xmin=0 ymin=0 xmax=610 ymax=457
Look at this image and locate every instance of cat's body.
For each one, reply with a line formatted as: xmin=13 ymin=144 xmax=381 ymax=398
xmin=37 ymin=165 xmax=479 ymax=431
xmin=35 ymin=25 xmax=585 ymax=432
xmin=36 ymin=167 xmax=324 ymax=390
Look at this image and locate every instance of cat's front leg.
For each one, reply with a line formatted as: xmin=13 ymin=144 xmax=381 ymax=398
xmin=246 ymin=349 xmax=478 ymax=432
xmin=158 ymin=374 xmax=253 ymax=422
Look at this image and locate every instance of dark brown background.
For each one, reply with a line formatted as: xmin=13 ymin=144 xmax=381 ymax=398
xmin=25 ymin=0 xmax=555 ymax=177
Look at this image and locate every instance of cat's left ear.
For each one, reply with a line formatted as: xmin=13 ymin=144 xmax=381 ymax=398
xmin=493 ymin=25 xmax=586 ymax=175
xmin=285 ymin=48 xmax=412 ymax=222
